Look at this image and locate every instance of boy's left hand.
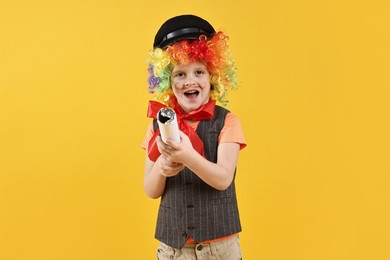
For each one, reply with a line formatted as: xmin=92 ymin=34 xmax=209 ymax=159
xmin=159 ymin=131 xmax=195 ymax=165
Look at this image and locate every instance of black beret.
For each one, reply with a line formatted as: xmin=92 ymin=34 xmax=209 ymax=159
xmin=153 ymin=14 xmax=216 ymax=49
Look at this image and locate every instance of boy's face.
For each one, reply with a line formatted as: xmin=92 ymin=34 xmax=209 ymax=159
xmin=171 ymin=61 xmax=211 ymax=113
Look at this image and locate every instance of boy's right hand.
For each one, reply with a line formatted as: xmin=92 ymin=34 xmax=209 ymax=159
xmin=156 ymin=155 xmax=184 ymax=177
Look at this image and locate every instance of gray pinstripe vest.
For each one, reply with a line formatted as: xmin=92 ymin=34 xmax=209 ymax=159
xmin=153 ymin=105 xmax=242 ymax=249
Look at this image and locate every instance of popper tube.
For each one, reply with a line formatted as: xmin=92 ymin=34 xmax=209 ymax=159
xmin=157 ymin=107 xmax=181 ymax=143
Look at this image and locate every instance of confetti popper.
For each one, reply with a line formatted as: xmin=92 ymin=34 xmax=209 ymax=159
xmin=157 ymin=107 xmax=181 ymax=143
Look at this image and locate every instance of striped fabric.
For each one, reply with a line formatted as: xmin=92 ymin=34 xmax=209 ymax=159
xmin=153 ymin=106 xmax=242 ymax=249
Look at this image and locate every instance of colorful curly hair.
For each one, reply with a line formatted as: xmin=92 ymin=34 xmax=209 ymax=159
xmin=147 ymin=31 xmax=238 ymax=107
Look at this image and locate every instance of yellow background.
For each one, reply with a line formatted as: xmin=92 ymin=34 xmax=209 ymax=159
xmin=1 ymin=0 xmax=389 ymax=259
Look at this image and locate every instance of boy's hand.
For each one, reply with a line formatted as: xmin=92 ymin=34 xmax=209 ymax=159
xmin=159 ymin=131 xmax=196 ymax=165
xmin=156 ymin=155 xmax=184 ymax=177
xmin=156 ymin=136 xmax=185 ymax=177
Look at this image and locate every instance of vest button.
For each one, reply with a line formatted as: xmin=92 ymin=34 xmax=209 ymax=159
xmin=187 ymin=204 xmax=194 ymax=208
xmin=196 ymin=244 xmax=203 ymax=251
xmin=180 ymin=231 xmax=188 ymax=238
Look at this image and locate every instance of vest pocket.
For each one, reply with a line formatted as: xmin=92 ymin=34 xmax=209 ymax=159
xmin=208 ymin=196 xmax=236 ymax=205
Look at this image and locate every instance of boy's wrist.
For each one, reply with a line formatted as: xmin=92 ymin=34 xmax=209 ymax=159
xmin=183 ymin=149 xmax=202 ymax=169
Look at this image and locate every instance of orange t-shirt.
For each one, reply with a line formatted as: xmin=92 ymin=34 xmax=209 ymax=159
xmin=141 ymin=112 xmax=247 ymax=150
xmin=141 ymin=112 xmax=246 ymax=244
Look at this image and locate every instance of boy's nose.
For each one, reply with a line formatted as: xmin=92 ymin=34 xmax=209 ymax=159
xmin=184 ymin=80 xmax=196 ymax=87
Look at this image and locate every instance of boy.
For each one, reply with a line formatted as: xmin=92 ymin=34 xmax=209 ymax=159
xmin=141 ymin=14 xmax=246 ymax=259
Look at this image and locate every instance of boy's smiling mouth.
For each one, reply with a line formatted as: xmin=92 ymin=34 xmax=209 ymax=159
xmin=184 ymin=90 xmax=199 ymax=98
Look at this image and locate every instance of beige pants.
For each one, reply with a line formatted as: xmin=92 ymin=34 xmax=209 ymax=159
xmin=157 ymin=235 xmax=242 ymax=260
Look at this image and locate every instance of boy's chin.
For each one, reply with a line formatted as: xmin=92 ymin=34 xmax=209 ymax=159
xmin=181 ymin=103 xmax=201 ymax=113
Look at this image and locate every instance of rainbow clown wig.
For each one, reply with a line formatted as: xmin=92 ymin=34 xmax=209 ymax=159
xmin=147 ymin=15 xmax=238 ymax=107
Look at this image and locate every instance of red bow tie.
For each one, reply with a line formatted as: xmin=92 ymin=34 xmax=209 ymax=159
xmin=146 ymin=99 xmax=216 ymax=162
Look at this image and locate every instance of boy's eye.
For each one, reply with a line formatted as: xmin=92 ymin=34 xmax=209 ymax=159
xmin=175 ymin=72 xmax=185 ymax=77
xmin=196 ymin=70 xmax=204 ymax=75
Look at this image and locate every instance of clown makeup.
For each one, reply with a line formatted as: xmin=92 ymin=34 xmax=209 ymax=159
xmin=171 ymin=61 xmax=211 ymax=113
